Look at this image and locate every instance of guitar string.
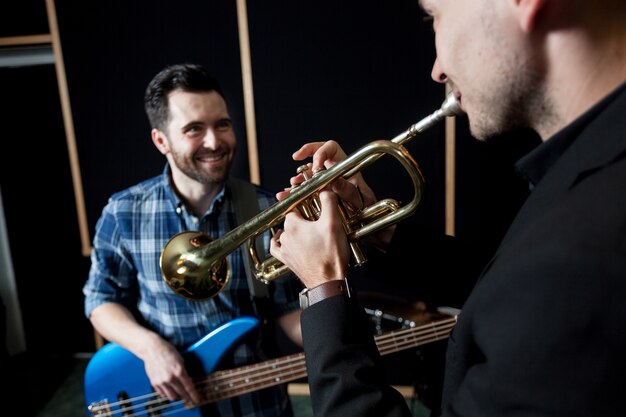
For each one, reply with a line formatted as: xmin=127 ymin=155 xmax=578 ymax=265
xmin=87 ymin=316 xmax=457 ymax=416
xmin=197 ymin=318 xmax=457 ymax=402
xmin=197 ymin=318 xmax=458 ymax=396
xmin=87 ymin=317 xmax=457 ymax=416
xmin=89 ymin=325 xmax=456 ymax=416
xmin=87 ymin=318 xmax=457 ymax=416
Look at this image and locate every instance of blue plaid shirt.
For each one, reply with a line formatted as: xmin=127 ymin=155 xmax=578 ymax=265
xmin=84 ymin=164 xmax=302 ymax=417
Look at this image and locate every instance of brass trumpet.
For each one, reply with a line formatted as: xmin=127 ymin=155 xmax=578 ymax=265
xmin=160 ymin=92 xmax=463 ymax=300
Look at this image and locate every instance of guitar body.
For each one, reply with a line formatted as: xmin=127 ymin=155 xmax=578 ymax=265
xmin=84 ymin=316 xmax=259 ymax=417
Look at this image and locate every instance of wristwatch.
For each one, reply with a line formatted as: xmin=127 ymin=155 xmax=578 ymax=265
xmin=299 ymin=278 xmax=351 ymax=310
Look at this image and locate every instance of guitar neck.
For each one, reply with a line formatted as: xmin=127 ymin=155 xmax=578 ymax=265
xmin=199 ymin=314 xmax=457 ymax=404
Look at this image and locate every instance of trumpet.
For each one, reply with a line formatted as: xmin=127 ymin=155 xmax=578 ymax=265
xmin=160 ymin=92 xmax=463 ymax=300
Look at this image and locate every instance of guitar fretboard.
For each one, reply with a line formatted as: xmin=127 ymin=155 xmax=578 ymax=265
xmin=198 ymin=314 xmax=457 ymax=403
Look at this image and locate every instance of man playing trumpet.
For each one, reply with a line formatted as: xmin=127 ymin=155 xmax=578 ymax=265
xmin=270 ymin=0 xmax=626 ymax=415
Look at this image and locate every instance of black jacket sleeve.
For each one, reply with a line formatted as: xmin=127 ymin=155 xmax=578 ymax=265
xmin=301 ymin=295 xmax=414 ymax=417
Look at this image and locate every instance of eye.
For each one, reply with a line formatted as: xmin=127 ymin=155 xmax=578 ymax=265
xmin=215 ymin=119 xmax=233 ymax=131
xmin=419 ymin=7 xmax=436 ymax=31
xmin=422 ymin=14 xmax=437 ymax=33
xmin=184 ymin=123 xmax=205 ymax=138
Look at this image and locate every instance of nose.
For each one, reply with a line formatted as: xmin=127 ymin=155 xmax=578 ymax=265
xmin=431 ymin=57 xmax=448 ymax=84
xmin=202 ymin=128 xmax=219 ymax=148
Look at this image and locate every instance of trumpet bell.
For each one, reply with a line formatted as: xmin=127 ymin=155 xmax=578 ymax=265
xmin=160 ymin=231 xmax=230 ymax=300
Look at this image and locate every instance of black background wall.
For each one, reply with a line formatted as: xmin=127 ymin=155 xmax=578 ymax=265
xmin=2 ymin=0 xmax=539 ymax=370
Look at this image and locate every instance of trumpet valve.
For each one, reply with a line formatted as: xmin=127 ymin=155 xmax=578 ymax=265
xmin=297 ymin=164 xmax=313 ymax=181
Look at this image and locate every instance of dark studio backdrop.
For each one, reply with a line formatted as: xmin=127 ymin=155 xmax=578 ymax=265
xmin=1 ymin=0 xmax=540 ymax=405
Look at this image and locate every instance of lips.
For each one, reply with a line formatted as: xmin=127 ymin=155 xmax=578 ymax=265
xmin=196 ymin=152 xmax=225 ymax=163
xmin=454 ymin=91 xmax=464 ymax=112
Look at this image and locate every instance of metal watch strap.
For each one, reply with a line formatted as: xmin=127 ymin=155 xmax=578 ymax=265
xmin=299 ymin=278 xmax=351 ymax=310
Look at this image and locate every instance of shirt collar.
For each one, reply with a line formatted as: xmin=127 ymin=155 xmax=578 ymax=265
xmin=515 ymin=82 xmax=626 ymax=189
xmin=160 ymin=163 xmax=229 ymax=217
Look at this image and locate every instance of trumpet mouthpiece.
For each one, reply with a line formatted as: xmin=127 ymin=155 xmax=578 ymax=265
xmin=441 ymin=92 xmax=464 ymax=117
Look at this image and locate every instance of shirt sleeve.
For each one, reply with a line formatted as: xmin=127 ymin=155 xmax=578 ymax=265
xmin=270 ymin=271 xmax=304 ymax=316
xmin=83 ymin=201 xmax=138 ymax=318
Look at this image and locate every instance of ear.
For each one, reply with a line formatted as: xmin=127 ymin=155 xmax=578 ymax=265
xmin=514 ymin=0 xmax=547 ymax=32
xmin=151 ymin=128 xmax=169 ymax=155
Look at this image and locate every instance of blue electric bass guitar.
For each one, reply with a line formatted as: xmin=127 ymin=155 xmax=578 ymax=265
xmin=84 ymin=314 xmax=457 ymax=417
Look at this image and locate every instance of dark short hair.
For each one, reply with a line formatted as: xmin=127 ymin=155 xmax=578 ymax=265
xmin=144 ymin=63 xmax=226 ymax=131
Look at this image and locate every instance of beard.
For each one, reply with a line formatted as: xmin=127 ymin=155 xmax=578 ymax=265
xmin=469 ymin=67 xmax=540 ymax=140
xmin=465 ymin=25 xmax=554 ymax=140
xmin=169 ymin=147 xmax=233 ymax=185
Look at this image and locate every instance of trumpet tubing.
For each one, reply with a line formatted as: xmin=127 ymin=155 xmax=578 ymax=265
xmin=160 ymin=92 xmax=463 ymax=300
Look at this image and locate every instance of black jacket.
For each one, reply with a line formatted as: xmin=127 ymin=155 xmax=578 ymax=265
xmin=301 ymin=83 xmax=626 ymax=417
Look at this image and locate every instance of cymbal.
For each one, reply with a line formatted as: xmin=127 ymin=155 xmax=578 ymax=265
xmin=357 ymin=291 xmax=442 ymax=327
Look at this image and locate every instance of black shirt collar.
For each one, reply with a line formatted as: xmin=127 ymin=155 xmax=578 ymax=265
xmin=515 ymin=82 xmax=626 ymax=189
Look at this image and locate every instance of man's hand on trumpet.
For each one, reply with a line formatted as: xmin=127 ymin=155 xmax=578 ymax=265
xmin=275 ymin=140 xmax=396 ymax=252
xmin=270 ymin=190 xmax=349 ymax=289
xmin=276 ymin=140 xmax=374 ymax=204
